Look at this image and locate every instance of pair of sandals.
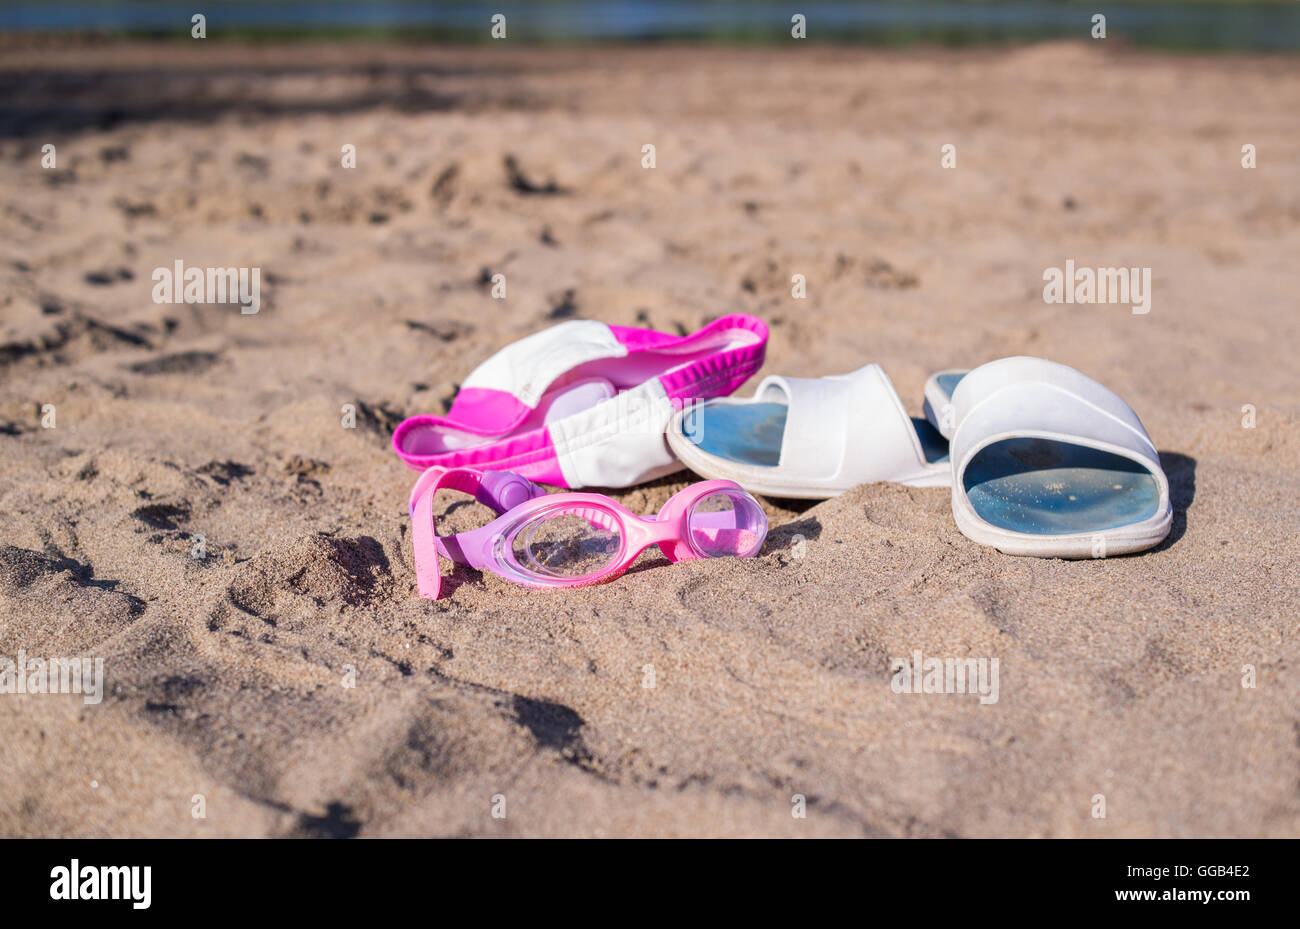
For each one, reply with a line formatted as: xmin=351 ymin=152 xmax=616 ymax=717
xmin=666 ymin=357 xmax=1172 ymax=558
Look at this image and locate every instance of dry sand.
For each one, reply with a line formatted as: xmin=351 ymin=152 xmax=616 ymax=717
xmin=1 ymin=40 xmax=1298 ymax=837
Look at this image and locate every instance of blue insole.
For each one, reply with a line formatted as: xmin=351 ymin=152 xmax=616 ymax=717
xmin=963 ymin=438 xmax=1159 ymax=535
xmin=912 ymin=417 xmax=949 ymax=465
xmin=935 ymin=372 xmax=965 ymax=396
xmin=687 ymin=402 xmax=787 ymax=467
xmin=684 ymin=402 xmax=949 ymax=468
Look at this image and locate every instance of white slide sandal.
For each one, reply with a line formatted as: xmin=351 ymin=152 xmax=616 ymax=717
xmin=665 ymin=364 xmax=951 ymax=499
xmin=924 ymin=356 xmax=1173 ymax=558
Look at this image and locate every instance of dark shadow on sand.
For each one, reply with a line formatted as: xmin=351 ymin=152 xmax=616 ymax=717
xmin=764 ymin=515 xmax=822 ymax=553
xmin=1153 ymin=451 xmax=1195 ymax=552
xmin=0 ymin=59 xmax=538 ymax=138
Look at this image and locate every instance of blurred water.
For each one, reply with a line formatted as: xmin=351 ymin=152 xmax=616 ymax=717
xmin=1 ymin=1 xmax=1298 ymax=51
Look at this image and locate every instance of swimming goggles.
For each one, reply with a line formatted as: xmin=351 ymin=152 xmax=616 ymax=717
xmin=409 ymin=467 xmax=768 ymax=599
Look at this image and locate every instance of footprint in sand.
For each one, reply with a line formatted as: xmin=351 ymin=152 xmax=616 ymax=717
xmin=503 ymin=154 xmax=567 ymax=196
xmin=197 ymin=460 xmax=253 ymax=486
xmin=131 ymin=502 xmax=191 ymax=532
xmin=127 ymin=350 xmax=221 ymax=376
xmin=83 ymin=267 xmax=134 ymax=286
xmin=349 ymin=401 xmax=405 ymax=444
xmin=0 ymin=546 xmax=145 ymax=652
xmin=218 ymin=534 xmax=394 ymax=631
xmin=404 ymin=318 xmax=473 ymax=342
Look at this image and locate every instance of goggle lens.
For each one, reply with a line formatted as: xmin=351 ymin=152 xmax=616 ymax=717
xmin=688 ymin=491 xmax=767 ymax=558
xmin=510 ymin=506 xmax=623 ymax=580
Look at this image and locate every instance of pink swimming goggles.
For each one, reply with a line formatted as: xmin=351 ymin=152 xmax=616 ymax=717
xmin=409 ymin=467 xmax=768 ymax=599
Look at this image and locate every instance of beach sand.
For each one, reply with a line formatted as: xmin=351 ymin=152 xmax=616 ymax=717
xmin=1 ymin=39 xmax=1298 ymax=837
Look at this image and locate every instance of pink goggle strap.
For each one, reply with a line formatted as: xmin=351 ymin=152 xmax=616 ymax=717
xmin=410 ymin=468 xmax=547 ymax=600
xmin=411 ymin=468 xmax=483 ymax=600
